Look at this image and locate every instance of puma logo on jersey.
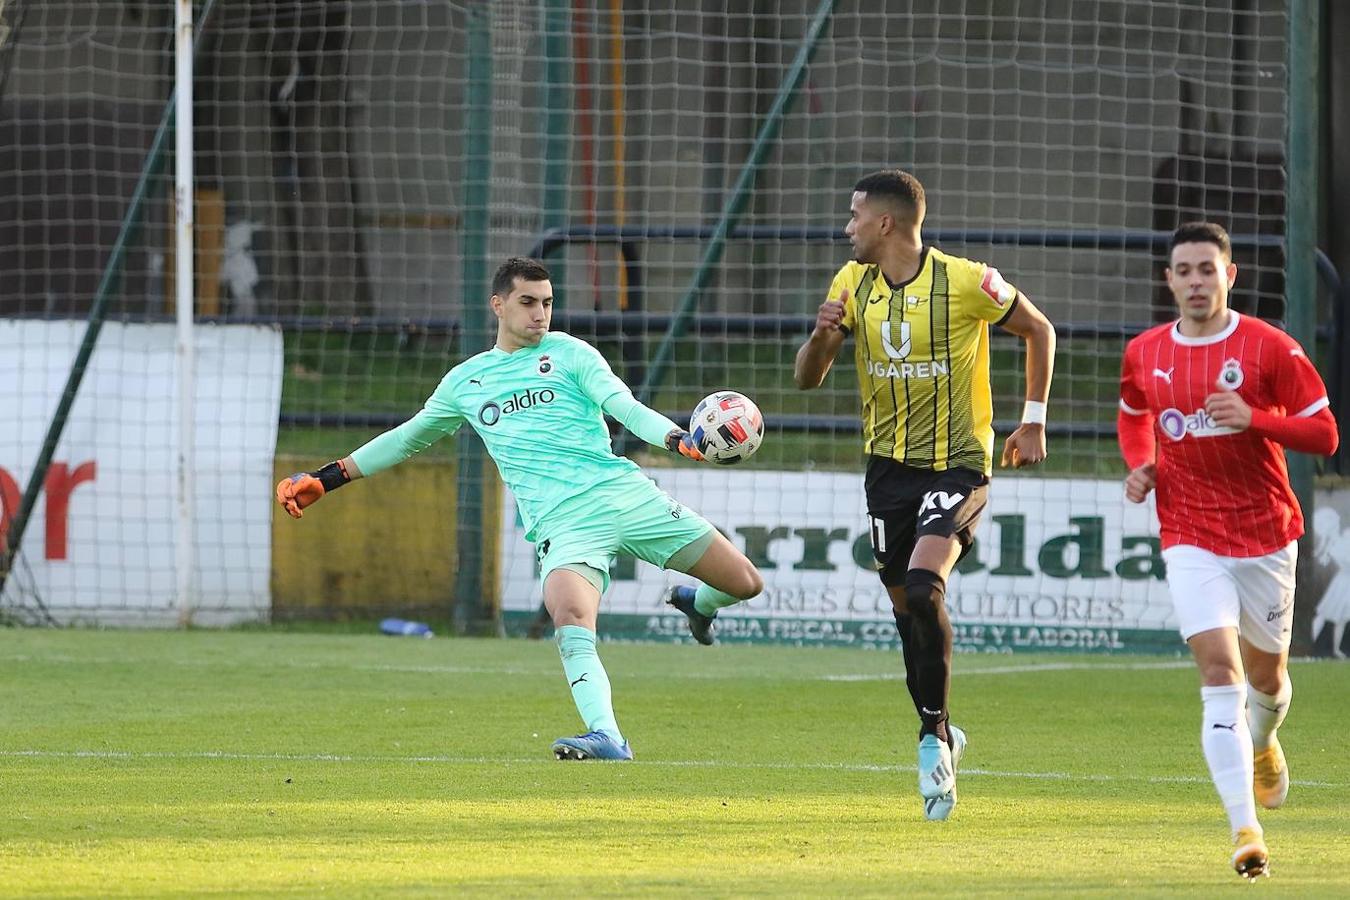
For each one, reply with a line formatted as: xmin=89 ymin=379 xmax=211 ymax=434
xmin=469 ymin=377 xmax=484 ymax=387
xmin=1152 ymin=367 xmax=1174 ymax=383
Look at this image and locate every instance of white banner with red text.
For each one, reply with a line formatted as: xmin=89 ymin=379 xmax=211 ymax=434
xmin=1 ymin=319 xmax=282 ymax=626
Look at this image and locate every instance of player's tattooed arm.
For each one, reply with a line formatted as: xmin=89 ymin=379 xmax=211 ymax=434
xmin=794 ymin=289 xmax=848 ymax=390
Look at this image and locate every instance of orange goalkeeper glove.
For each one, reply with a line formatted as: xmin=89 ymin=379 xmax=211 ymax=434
xmin=276 ymin=460 xmax=351 ymax=518
xmin=665 ymin=429 xmax=705 ymax=462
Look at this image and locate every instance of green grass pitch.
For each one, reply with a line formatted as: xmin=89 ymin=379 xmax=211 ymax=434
xmin=2 ymin=630 xmax=1348 ymax=897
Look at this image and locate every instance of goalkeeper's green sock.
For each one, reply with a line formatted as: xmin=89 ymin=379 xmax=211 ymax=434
xmin=556 ymin=625 xmax=622 ymax=741
xmin=694 ymin=584 xmax=742 ymax=618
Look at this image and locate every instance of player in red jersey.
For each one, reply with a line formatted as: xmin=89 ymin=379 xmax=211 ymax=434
xmin=1117 ymin=222 xmax=1339 ymax=880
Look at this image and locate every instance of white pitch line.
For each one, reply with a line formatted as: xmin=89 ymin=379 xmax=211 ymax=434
xmin=0 ymin=654 xmax=552 ymax=677
xmin=0 ymin=654 xmax=1199 ymax=682
xmin=824 ymin=660 xmax=1195 ymax=681
xmin=0 ymin=749 xmax=1343 ymax=790
xmin=1 ymin=654 xmax=1335 ymax=685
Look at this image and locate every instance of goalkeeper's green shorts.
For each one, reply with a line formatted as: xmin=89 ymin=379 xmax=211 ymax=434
xmin=533 ymin=474 xmax=715 ymax=594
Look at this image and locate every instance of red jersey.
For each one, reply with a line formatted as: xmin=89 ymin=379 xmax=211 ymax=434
xmin=1118 ymin=312 xmax=1330 ymax=557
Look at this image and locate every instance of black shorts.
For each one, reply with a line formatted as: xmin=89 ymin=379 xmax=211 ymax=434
xmin=864 ymin=457 xmax=989 ymax=587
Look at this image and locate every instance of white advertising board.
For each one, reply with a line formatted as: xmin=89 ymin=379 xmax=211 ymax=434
xmin=500 ymin=468 xmax=1179 ymax=652
xmin=1 ymin=320 xmax=283 ymax=626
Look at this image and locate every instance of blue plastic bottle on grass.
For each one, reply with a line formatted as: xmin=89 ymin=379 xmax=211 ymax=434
xmin=380 ymin=617 xmax=434 ymax=638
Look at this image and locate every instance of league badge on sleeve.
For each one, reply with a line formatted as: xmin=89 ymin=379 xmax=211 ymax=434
xmin=980 ymin=267 xmax=1016 ymax=306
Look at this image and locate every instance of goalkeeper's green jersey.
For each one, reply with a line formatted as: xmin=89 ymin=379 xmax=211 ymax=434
xmin=350 ymin=332 xmax=673 ymax=540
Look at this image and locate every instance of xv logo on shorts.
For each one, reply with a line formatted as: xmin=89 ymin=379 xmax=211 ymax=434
xmin=919 ymin=490 xmax=965 ymax=527
xmin=536 ymin=539 xmax=551 ymax=561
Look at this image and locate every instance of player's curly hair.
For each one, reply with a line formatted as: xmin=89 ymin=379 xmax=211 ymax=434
xmin=1170 ymin=221 xmax=1231 ymax=261
xmin=854 ymin=169 xmax=926 ymax=224
xmin=492 ymin=257 xmax=551 ymax=296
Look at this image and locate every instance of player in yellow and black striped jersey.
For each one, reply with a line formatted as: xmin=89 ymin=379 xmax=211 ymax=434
xmin=829 ymin=248 xmax=1014 ymax=473
xmin=795 ymin=170 xmax=1057 ymax=821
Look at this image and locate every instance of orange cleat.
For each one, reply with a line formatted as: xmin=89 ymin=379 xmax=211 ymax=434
xmin=1231 ymin=827 xmax=1269 ymax=880
xmin=1252 ymin=740 xmax=1289 ymax=810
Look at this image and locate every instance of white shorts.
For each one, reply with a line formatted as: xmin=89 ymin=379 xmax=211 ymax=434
xmin=1162 ymin=541 xmax=1297 ymax=653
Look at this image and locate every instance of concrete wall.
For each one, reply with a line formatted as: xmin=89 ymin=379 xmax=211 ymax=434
xmin=270 ymin=455 xmax=501 ymax=620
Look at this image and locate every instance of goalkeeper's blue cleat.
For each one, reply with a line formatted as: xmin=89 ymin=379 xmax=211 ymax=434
xmin=551 ymin=731 xmax=634 ymax=761
xmin=664 ymin=584 xmax=716 ymax=646
xmin=917 ymin=732 xmax=955 ymax=800
xmin=923 ymin=725 xmax=967 ymax=821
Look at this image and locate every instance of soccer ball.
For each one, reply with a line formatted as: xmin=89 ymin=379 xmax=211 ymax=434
xmin=689 ymin=390 xmax=764 ymax=465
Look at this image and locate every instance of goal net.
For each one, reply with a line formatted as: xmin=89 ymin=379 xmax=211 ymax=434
xmin=1 ymin=2 xmax=1305 ymax=649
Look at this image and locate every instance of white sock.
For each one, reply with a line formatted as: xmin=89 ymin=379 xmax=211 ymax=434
xmin=1200 ymin=684 xmax=1259 ymax=836
xmin=1246 ymin=678 xmax=1291 ymax=751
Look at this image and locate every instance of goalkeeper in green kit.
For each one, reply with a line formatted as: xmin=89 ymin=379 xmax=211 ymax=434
xmin=276 ymin=257 xmax=764 ymax=760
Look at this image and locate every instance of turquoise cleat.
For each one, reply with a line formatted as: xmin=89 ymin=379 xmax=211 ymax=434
xmin=923 ymin=725 xmax=967 ymax=821
xmin=918 ymin=732 xmax=955 ymax=799
xmin=552 ymin=731 xmax=634 ymax=761
xmin=664 ymin=584 xmax=717 ymax=645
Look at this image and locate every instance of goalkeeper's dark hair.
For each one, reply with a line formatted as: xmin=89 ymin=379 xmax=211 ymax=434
xmin=854 ymin=169 xmax=926 ymax=225
xmin=492 ymin=257 xmax=552 ymax=297
xmin=1170 ymin=221 xmax=1231 ymax=262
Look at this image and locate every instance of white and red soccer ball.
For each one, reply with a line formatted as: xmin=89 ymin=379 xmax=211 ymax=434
xmin=689 ymin=390 xmax=764 ymax=465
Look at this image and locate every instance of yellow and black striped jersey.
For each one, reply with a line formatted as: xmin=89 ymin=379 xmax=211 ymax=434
xmin=832 ymin=247 xmax=1019 ymax=475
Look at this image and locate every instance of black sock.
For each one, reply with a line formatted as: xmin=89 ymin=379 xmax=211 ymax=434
xmin=892 ymin=611 xmax=922 ymax=715
xmin=904 ymin=568 xmax=952 ymax=743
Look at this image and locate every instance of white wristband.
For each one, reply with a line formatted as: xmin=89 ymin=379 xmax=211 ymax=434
xmin=1021 ymin=400 xmax=1047 ymax=426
